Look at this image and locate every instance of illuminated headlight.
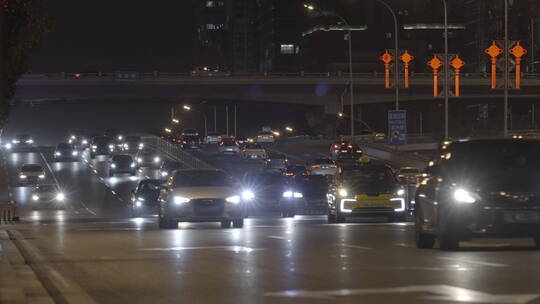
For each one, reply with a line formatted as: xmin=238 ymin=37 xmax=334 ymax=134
xmin=108 ymin=145 xmax=114 ymax=149
xmin=82 ymin=140 xmax=88 ymax=145
xmin=38 ymin=174 xmax=45 ymax=179
xmin=396 ymin=189 xmax=405 ymax=196
xmin=161 ymin=171 xmax=168 ymax=177
xmin=454 ymin=189 xmax=478 ymax=204
xmin=26 ymin=139 xmax=34 ymax=144
xmin=118 ymin=136 xmax=123 ymax=140
xmin=137 ymin=158 xmax=142 ymax=163
xmin=391 ymin=198 xmax=405 ymax=212
xmin=124 ymin=144 xmax=129 ymax=149
xmin=137 ymin=197 xmax=145 ymax=201
xmin=130 ymin=163 xmax=136 ymax=168
xmin=174 ymin=196 xmax=190 ymax=204
xmin=68 ymin=139 xmax=73 ymax=144
xmin=338 ymin=188 xmax=348 ymax=197
xmin=19 ymin=175 xmax=27 ymax=179
xmin=32 ymin=195 xmax=39 ymax=201
xmin=92 ymin=145 xmax=97 ymax=149
xmin=242 ymin=190 xmax=255 ymax=200
xmin=293 ymin=192 xmax=303 ymax=198
xmin=226 ymin=195 xmax=241 ymax=204
xmin=283 ymin=191 xmax=293 ymax=198
xmin=5 ymin=143 xmax=11 ymax=149
xmin=12 ymin=140 xmax=19 ymax=143
xmin=56 ymin=193 xmax=65 ymax=201
xmin=110 ymin=164 xmax=117 ymax=168
xmin=153 ymin=157 xmax=160 ymax=163
xmin=72 ymin=151 xmax=78 ymax=156
xmin=139 ymin=143 xmax=144 ymax=149
xmin=135 ymin=201 xmax=143 ymax=207
xmin=55 ymin=152 xmax=61 ymax=156
xmin=70 ymin=135 xmax=76 ymax=140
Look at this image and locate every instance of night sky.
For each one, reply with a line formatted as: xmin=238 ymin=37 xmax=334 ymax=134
xmin=29 ymin=0 xmax=194 ymax=73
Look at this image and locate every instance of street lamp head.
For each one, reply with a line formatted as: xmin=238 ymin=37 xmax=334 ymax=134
xmin=172 ymin=118 xmax=180 ymax=124
xmin=272 ymin=131 xmax=280 ymax=136
xmin=183 ymin=105 xmax=191 ymax=111
xmin=285 ymin=126 xmax=294 ymax=132
xmin=303 ymin=3 xmax=315 ymax=10
xmin=164 ymin=127 xmax=172 ymax=133
xmin=338 ymin=112 xmax=344 ymax=118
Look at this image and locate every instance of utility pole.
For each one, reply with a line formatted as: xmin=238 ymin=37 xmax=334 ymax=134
xmin=443 ymin=0 xmax=449 ymax=139
xmin=214 ymin=106 xmax=217 ymax=133
xmin=234 ymin=105 xmax=237 ymax=136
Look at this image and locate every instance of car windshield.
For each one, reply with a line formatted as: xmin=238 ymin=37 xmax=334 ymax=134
xmin=341 ymin=166 xmax=396 ymax=190
xmin=296 ymin=175 xmax=328 ymax=193
xmin=172 ymin=170 xmax=232 ymax=187
xmin=17 ymin=134 xmax=31 ymax=140
xmin=400 ymin=168 xmax=420 ymax=174
xmin=445 ymin=141 xmax=540 ymax=171
xmin=222 ymin=139 xmax=236 ymax=145
xmin=22 ymin=165 xmax=42 ymax=172
xmin=269 ymin=153 xmax=286 ymax=159
xmin=245 ymin=143 xmax=263 ymax=149
xmin=36 ymin=185 xmax=57 ymax=192
xmin=93 ymin=137 xmax=112 ymax=144
xmin=312 ymin=159 xmax=333 ymax=164
xmin=162 ymin=162 xmax=183 ymax=171
xmin=113 ymin=155 xmax=133 ymax=163
xmin=57 ymin=143 xmax=72 ymax=149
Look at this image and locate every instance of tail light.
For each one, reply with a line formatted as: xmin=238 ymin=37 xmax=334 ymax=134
xmin=416 ymin=174 xmax=422 ymax=177
xmin=356 ymin=150 xmax=363 ymax=153
xmin=311 ymin=165 xmax=321 ymax=168
xmin=340 ymin=150 xmax=348 ymax=153
xmin=347 ymin=145 xmax=353 ymax=148
xmin=398 ymin=174 xmax=405 ymax=178
xmin=330 ymin=165 xmax=337 ymax=168
xmin=333 ymin=144 xmax=339 ymax=149
xmin=284 ymin=172 xmax=294 ymax=176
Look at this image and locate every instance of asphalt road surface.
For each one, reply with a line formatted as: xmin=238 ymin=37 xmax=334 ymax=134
xmin=4 ymin=144 xmax=540 ymax=304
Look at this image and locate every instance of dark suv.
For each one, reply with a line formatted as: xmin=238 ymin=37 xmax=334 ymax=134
xmin=109 ymin=154 xmax=137 ymax=176
xmin=415 ymin=139 xmax=540 ymax=250
xmin=90 ymin=136 xmax=114 ymax=159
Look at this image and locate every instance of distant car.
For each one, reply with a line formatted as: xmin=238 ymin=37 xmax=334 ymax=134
xmin=157 ymin=169 xmax=247 ymax=229
xmin=31 ymin=184 xmax=66 ymax=209
xmin=415 ymin=139 xmax=540 ymax=250
xmin=396 ymin=167 xmax=421 ymax=184
xmin=5 ymin=134 xmax=34 ymax=151
xmin=294 ymin=175 xmax=329 ymax=213
xmin=246 ymin=171 xmax=285 ymax=205
xmin=135 ymin=151 xmax=162 ymax=169
xmin=335 ymin=144 xmax=364 ymax=166
xmin=373 ymin=132 xmax=386 ymax=141
xmin=159 ymin=161 xmax=184 ymax=180
xmin=218 ymin=138 xmax=240 ymax=155
xmin=256 ymin=131 xmax=275 ymax=144
xmin=54 ymin=143 xmax=79 ymax=161
xmin=283 ymin=165 xmax=308 ymax=178
xmin=90 ymin=136 xmax=114 ymax=159
xmin=68 ymin=133 xmax=89 ymax=149
xmin=204 ymin=132 xmax=222 ymax=144
xmin=182 ymin=129 xmax=199 ymax=137
xmin=109 ymin=154 xmax=137 ymax=176
xmin=190 ymin=66 xmax=226 ymax=76
xmin=19 ymin=164 xmax=45 ymax=185
xmin=130 ymin=179 xmax=162 ymax=217
xmin=265 ymin=153 xmax=289 ymax=170
xmin=104 ymin=129 xmax=125 ymax=149
xmin=307 ymin=158 xmax=338 ymax=176
xmin=180 ymin=135 xmax=201 ymax=149
xmin=330 ymin=140 xmax=349 ymax=158
xmin=240 ymin=143 xmax=267 ymax=160
xmin=123 ymin=136 xmax=144 ymax=152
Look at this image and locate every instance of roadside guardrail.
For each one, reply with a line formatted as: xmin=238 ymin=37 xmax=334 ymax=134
xmin=141 ymin=135 xmax=215 ymax=169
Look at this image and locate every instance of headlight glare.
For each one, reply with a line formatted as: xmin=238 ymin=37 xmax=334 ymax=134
xmin=110 ymin=164 xmax=116 ymax=168
xmin=454 ymin=189 xmax=477 ymax=204
xmin=338 ymin=188 xmax=348 ymax=197
xmin=56 ymin=193 xmax=65 ymax=201
xmin=226 ymin=195 xmax=241 ymax=204
xmin=397 ymin=189 xmax=405 ymax=196
xmin=242 ymin=190 xmax=255 ymax=200
xmin=174 ymin=196 xmax=190 ymax=204
xmin=32 ymin=195 xmax=39 ymax=201
xmin=293 ymin=192 xmax=303 ymax=198
xmin=72 ymin=151 xmax=78 ymax=156
xmin=38 ymin=174 xmax=45 ymax=179
xmin=55 ymin=152 xmax=61 ymax=156
xmin=19 ymin=175 xmax=27 ymax=179
xmin=283 ymin=191 xmax=293 ymax=198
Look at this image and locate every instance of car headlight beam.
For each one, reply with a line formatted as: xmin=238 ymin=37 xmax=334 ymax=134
xmin=56 ymin=193 xmax=65 ymax=201
xmin=226 ymin=195 xmax=241 ymax=204
xmin=338 ymin=188 xmax=348 ymax=197
xmin=174 ymin=196 xmax=190 ymax=205
xmin=454 ymin=189 xmax=477 ymax=204
xmin=242 ymin=190 xmax=255 ymax=200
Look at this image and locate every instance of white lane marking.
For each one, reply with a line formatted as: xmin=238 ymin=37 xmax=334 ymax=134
xmin=140 ymin=246 xmax=263 ymax=253
xmin=340 ymin=244 xmax=373 ymax=250
xmin=39 ymin=152 xmax=60 ymax=186
xmin=78 ymin=200 xmax=97 ymax=216
xmin=395 ymin=243 xmax=413 ymax=248
xmin=264 ymin=284 xmax=540 ymax=303
xmin=437 ymin=257 xmax=508 ymax=268
xmin=268 ymin=235 xmax=288 ymax=240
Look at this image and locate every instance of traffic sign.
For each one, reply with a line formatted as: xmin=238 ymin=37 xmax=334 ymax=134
xmin=388 ymin=110 xmax=406 ymax=146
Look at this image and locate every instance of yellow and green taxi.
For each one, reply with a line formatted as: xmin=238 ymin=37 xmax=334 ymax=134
xmin=327 ymin=160 xmax=406 ymax=223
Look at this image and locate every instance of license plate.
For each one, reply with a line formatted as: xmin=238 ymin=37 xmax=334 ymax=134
xmin=362 ymin=202 xmax=386 ymax=208
xmin=504 ymin=211 xmax=539 ymax=224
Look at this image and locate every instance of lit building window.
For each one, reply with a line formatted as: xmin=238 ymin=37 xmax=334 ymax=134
xmin=280 ymin=44 xmax=295 ymax=54
xmin=206 ymin=24 xmax=224 ymax=30
xmin=206 ymin=1 xmax=224 ymax=7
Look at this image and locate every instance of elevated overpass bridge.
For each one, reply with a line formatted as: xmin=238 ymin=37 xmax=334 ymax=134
xmin=14 ymin=72 xmax=540 ymax=114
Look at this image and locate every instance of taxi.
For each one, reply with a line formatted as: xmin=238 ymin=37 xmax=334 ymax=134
xmin=327 ymin=157 xmax=406 ymax=223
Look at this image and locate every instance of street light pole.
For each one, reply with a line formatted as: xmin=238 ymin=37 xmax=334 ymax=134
xmin=304 ymin=4 xmax=355 ymax=139
xmin=374 ymin=0 xmax=399 ymax=110
xmin=443 ymin=0 xmax=449 ymax=139
xmin=504 ymin=0 xmax=509 ymax=137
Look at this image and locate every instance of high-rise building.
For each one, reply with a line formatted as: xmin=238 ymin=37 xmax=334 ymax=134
xmin=228 ymin=0 xmax=259 ymax=72
xmin=193 ymin=0 xmax=229 ymax=70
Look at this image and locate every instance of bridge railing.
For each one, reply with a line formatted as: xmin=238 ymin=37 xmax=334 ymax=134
xmin=25 ymin=71 xmax=540 ymax=80
xmin=141 ymin=135 xmax=215 ymax=169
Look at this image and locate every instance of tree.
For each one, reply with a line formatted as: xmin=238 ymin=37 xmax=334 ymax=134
xmin=0 ymin=0 xmax=51 ymax=128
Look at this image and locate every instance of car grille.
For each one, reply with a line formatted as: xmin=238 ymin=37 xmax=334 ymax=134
xmin=192 ymin=199 xmax=225 ymax=216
